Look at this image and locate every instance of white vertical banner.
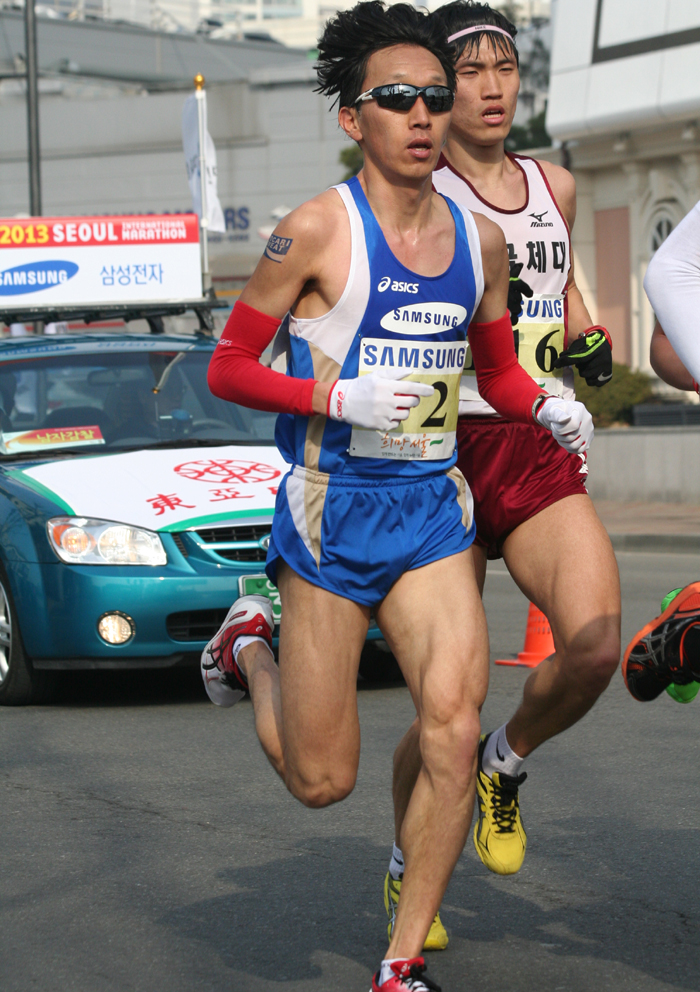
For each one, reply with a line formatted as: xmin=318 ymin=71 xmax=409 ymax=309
xmin=182 ymin=92 xmax=226 ymax=234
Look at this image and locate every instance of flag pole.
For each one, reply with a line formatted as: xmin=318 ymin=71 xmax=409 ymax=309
xmin=194 ymin=73 xmax=211 ymax=293
xmin=24 ymin=0 xmax=41 ymax=217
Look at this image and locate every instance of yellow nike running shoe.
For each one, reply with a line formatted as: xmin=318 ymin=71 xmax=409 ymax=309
xmin=383 ymin=872 xmax=449 ymax=951
xmin=473 ymin=733 xmax=527 ymax=875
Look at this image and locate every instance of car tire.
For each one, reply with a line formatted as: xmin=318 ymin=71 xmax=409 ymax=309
xmin=359 ymin=640 xmax=405 ymax=684
xmin=0 ymin=568 xmax=55 ymax=706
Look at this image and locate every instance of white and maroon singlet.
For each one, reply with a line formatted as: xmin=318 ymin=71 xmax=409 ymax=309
xmin=433 ymin=152 xmax=574 ymax=417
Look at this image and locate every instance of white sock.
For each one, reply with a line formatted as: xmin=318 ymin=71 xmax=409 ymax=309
xmin=388 ymin=841 xmax=404 ymax=880
xmin=482 ymin=724 xmax=525 ymax=779
xmin=379 ymin=959 xmax=404 ymax=985
xmin=232 ymin=635 xmax=271 ymax=676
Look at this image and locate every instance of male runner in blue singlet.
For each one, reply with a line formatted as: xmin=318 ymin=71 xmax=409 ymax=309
xmin=203 ymin=4 xmax=591 ymax=989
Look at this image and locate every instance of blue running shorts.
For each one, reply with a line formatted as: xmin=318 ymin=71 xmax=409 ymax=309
xmin=266 ymin=465 xmax=476 ymax=607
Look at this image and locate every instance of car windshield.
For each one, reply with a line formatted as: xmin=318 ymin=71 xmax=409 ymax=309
xmin=0 ymin=345 xmax=278 ymax=457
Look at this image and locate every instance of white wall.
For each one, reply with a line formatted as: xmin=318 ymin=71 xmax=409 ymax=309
xmin=587 ymin=427 xmax=700 ymax=503
xmin=548 ymin=0 xmax=700 ymax=140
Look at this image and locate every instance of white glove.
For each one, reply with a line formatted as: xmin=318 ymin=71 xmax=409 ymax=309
xmin=536 ymin=396 xmax=594 ymax=455
xmin=328 ymin=373 xmax=434 ymax=431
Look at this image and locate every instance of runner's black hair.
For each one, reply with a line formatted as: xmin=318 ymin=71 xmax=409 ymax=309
xmin=316 ymin=1 xmax=457 ymax=110
xmin=431 ymin=1 xmax=519 ymax=67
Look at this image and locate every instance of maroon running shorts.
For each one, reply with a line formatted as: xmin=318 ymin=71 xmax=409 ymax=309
xmin=456 ymin=416 xmax=589 ymax=560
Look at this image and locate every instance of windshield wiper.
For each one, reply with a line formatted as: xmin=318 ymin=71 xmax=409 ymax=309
xmin=152 ymin=351 xmax=189 ymax=394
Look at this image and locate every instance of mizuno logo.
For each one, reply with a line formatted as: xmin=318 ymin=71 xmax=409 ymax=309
xmin=529 ymin=210 xmax=554 ymax=228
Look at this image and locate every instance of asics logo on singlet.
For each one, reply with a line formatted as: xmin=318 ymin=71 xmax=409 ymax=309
xmin=529 ymin=210 xmax=554 ymax=228
xmin=380 ymin=302 xmax=467 ymax=336
xmin=377 ymin=276 xmax=419 ymax=294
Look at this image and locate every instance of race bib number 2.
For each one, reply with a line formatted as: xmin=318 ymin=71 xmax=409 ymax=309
xmin=462 ymin=293 xmax=566 ymax=402
xmin=349 ymin=337 xmax=464 ymax=460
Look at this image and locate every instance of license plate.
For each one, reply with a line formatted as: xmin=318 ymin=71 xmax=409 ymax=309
xmin=238 ymin=574 xmax=281 ymax=624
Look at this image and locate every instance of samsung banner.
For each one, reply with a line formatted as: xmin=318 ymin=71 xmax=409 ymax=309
xmin=0 ymin=215 xmax=203 ymax=309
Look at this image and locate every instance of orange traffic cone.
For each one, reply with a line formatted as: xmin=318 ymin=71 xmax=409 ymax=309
xmin=496 ymin=602 xmax=555 ymax=668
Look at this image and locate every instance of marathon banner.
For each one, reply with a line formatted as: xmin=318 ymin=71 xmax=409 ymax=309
xmin=0 ymin=215 xmax=202 ymax=309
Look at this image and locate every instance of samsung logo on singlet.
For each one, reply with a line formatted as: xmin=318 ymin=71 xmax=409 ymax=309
xmin=380 ymin=302 xmax=467 ymax=335
xmin=378 ymin=276 xmax=419 ymax=294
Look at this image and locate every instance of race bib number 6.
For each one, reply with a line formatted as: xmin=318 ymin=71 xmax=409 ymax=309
xmin=461 ymin=293 xmax=566 ymax=402
xmin=349 ymin=337 xmax=464 ymax=460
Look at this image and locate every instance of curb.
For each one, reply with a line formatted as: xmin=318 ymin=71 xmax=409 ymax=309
xmin=609 ymin=533 xmax=700 ymax=555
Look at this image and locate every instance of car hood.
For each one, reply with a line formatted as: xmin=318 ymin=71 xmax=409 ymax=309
xmin=9 ymin=445 xmax=289 ymax=531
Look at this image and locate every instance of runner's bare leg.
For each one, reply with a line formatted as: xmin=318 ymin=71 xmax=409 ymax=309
xmin=390 ymin=498 xmax=619 ymax=842
xmin=391 ymin=545 xmax=487 ymax=843
xmin=501 ymin=493 xmax=620 ymax=755
xmin=237 ymin=561 xmax=370 ymax=807
xmin=377 ymin=549 xmax=489 ymax=958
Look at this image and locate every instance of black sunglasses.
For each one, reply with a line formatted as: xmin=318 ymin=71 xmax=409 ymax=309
xmin=354 ymin=83 xmax=455 ymax=113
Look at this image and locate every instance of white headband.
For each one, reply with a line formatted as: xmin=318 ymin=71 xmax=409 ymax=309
xmin=447 ymin=24 xmax=514 ymax=44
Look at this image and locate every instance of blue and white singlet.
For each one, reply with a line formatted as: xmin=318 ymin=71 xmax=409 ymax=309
xmin=273 ymin=176 xmax=484 ymax=479
xmin=266 ymin=178 xmax=484 ymax=602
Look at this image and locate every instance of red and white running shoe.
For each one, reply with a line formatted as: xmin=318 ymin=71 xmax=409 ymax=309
xmin=200 ymin=595 xmax=274 ymax=707
xmin=371 ymin=957 xmax=441 ymax=992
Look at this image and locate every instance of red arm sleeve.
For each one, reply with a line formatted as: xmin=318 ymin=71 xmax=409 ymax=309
xmin=207 ymin=300 xmax=317 ymax=417
xmin=468 ymin=311 xmax=546 ymax=424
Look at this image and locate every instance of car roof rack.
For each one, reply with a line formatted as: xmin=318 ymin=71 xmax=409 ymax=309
xmin=0 ymin=296 xmax=229 ymax=337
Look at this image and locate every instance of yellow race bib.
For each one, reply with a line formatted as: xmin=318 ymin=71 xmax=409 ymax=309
xmin=461 ymin=293 xmax=566 ymax=402
xmin=349 ymin=337 xmax=464 ymax=460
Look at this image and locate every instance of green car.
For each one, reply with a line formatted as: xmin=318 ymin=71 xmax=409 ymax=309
xmin=0 ymin=330 xmax=389 ymax=705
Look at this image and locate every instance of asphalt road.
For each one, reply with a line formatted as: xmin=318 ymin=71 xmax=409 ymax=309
xmin=2 ymin=551 xmax=700 ymax=992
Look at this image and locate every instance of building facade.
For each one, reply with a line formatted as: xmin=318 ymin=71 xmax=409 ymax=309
xmin=545 ymin=0 xmax=700 ymax=376
xmin=0 ymin=12 xmax=349 ymax=287
xmin=18 ymin=0 xmax=552 ymax=53
xmin=0 ymin=2 xmax=553 ymax=291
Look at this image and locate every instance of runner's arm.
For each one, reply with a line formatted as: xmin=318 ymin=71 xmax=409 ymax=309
xmin=644 ymin=201 xmax=700 ymax=386
xmin=539 ymin=161 xmax=596 ymax=336
xmin=540 ymin=160 xmax=613 ymax=387
xmin=468 ymin=214 xmax=545 ymax=423
xmin=468 ymin=215 xmax=593 ymax=453
xmin=650 ymin=322 xmax=696 ymax=391
xmin=207 ymin=198 xmax=337 ymax=416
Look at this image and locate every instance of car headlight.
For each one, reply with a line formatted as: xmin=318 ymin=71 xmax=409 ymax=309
xmin=47 ymin=517 xmax=167 ymax=566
